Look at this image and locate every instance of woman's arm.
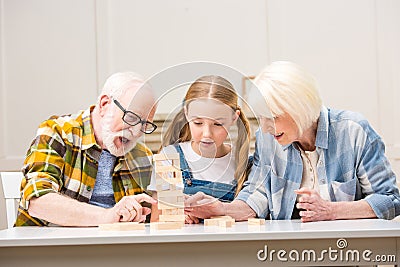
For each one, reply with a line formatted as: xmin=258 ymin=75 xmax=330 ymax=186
xmin=184 ymin=192 xmax=256 ymax=221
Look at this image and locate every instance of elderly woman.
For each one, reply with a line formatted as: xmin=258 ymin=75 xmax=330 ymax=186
xmin=185 ymin=61 xmax=400 ymax=222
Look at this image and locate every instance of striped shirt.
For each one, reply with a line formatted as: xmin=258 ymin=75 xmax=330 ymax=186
xmin=237 ymin=106 xmax=400 ymax=220
xmin=15 ymin=106 xmax=153 ymax=226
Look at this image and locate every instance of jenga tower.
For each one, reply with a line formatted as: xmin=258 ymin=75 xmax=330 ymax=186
xmin=152 ymin=153 xmax=185 ymax=229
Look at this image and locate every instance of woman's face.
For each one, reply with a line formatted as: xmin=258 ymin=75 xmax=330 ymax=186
xmin=260 ymin=113 xmax=300 ymax=146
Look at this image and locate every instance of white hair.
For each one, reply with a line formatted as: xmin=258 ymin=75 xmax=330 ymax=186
xmin=98 ymin=72 xmax=146 ymax=103
xmin=253 ymin=61 xmax=322 ymax=135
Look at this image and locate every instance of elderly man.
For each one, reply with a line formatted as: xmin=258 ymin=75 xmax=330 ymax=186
xmin=15 ymin=72 xmax=158 ymax=226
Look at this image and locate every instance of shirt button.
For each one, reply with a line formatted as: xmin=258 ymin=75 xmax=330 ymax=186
xmin=310 ymin=168 xmax=313 ymax=172
xmin=86 ymin=186 xmax=92 ymax=191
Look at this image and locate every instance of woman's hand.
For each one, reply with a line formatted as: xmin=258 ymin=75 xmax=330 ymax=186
xmin=295 ymin=187 xmax=335 ymax=222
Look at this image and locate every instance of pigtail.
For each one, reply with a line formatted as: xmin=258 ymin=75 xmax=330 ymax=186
xmin=234 ymin=107 xmax=251 ymax=196
xmin=159 ymin=108 xmax=191 ymax=152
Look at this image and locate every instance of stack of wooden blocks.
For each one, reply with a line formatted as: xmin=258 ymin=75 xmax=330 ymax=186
xmin=151 ymin=153 xmax=185 ymax=230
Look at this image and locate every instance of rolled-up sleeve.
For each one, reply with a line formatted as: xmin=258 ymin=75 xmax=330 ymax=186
xmin=20 ymin=121 xmax=65 ymax=209
xmin=358 ymin=137 xmax=400 ymax=219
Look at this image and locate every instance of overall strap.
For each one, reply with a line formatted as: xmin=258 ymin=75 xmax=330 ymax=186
xmin=173 ymin=144 xmax=193 ymax=182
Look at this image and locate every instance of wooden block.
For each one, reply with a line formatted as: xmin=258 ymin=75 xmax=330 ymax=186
xmin=98 ymin=222 xmax=145 ymax=231
xmin=155 ymin=165 xmax=180 ymax=173
xmin=156 ymin=184 xmax=165 ymax=191
xmin=204 ymin=218 xmax=235 ymax=227
xmin=159 ymin=214 xmax=185 ymax=222
xmin=248 ymin=218 xmax=265 ymax=225
xmin=210 ymin=215 xmax=234 ymax=220
xmin=155 ymin=178 xmax=167 ymax=185
xmin=158 ymin=190 xmax=184 ymax=198
xmin=153 ymin=153 xmax=180 ymax=161
xmin=169 ymin=184 xmax=177 ymax=190
xmin=218 ymin=219 xmax=234 ymax=228
xmin=158 ymin=202 xmax=184 ymax=209
xmin=158 ymin=196 xmax=184 ymax=205
xmin=204 ymin=218 xmax=220 ymax=226
xmin=156 ymin=176 xmax=182 ymax=186
xmin=150 ymin=221 xmax=184 ymax=230
xmin=163 ymin=209 xmax=184 ymax=215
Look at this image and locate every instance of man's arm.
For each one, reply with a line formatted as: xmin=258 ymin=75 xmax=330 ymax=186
xmin=29 ymin=192 xmax=156 ymax=226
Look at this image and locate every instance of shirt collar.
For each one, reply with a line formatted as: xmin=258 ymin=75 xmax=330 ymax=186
xmin=315 ymin=106 xmax=329 ymax=149
xmin=81 ymin=105 xmax=100 ymax=150
xmin=281 ymin=106 xmax=329 ymax=151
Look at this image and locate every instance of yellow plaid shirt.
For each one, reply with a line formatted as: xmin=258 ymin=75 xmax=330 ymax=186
xmin=15 ymin=106 xmax=153 ymax=226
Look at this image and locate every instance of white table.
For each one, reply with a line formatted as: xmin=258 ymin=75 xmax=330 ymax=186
xmin=0 ymin=219 xmax=399 ymax=266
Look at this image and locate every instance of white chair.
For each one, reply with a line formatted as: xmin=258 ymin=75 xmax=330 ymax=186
xmin=0 ymin=172 xmax=23 ymax=229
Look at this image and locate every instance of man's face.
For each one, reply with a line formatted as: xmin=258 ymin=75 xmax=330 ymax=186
xmin=101 ymin=88 xmax=156 ymax=156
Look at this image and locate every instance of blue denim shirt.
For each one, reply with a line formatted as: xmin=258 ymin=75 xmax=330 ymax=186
xmin=236 ymin=106 xmax=400 ymax=220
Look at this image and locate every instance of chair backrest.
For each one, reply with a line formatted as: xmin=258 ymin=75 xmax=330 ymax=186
xmin=0 ymin=172 xmax=23 ymax=229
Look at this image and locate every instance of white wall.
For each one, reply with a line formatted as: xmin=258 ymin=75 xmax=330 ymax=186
xmin=0 ymin=0 xmax=399 ymax=178
xmin=0 ymin=0 xmax=98 ymax=170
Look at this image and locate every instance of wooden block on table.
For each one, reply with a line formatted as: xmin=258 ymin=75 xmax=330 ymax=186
xmin=248 ymin=218 xmax=265 ymax=225
xmin=98 ymin=222 xmax=145 ymax=231
xmin=205 ymin=218 xmax=235 ymax=227
xmin=153 ymin=153 xmax=180 ymax=161
xmin=150 ymin=221 xmax=184 ymax=230
xmin=204 ymin=218 xmax=220 ymax=226
xmin=210 ymin=215 xmax=234 ymax=220
xmin=159 ymin=214 xmax=185 ymax=222
xmin=218 ymin=219 xmax=234 ymax=228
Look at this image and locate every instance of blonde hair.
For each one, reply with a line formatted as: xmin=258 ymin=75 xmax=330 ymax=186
xmin=254 ymin=61 xmax=322 ymax=135
xmin=161 ymin=75 xmax=251 ymax=195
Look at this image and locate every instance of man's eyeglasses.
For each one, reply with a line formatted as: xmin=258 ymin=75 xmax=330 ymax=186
xmin=112 ymin=98 xmax=157 ymax=134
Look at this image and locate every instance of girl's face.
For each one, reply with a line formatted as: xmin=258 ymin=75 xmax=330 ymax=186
xmin=185 ymin=98 xmax=239 ymax=158
xmin=260 ymin=113 xmax=299 ymax=146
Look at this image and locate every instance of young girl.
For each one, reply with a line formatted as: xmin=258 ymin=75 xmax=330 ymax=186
xmin=148 ymin=75 xmax=252 ymax=223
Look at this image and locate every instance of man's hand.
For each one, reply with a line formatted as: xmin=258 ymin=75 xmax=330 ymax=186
xmin=295 ymin=187 xmax=335 ymax=222
xmin=185 ymin=214 xmax=200 ymax=224
xmin=106 ymin=193 xmax=157 ymax=223
xmin=184 ymin=192 xmax=225 ymax=219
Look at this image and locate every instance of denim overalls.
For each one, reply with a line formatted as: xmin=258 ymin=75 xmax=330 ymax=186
xmin=173 ymin=144 xmax=237 ymax=202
